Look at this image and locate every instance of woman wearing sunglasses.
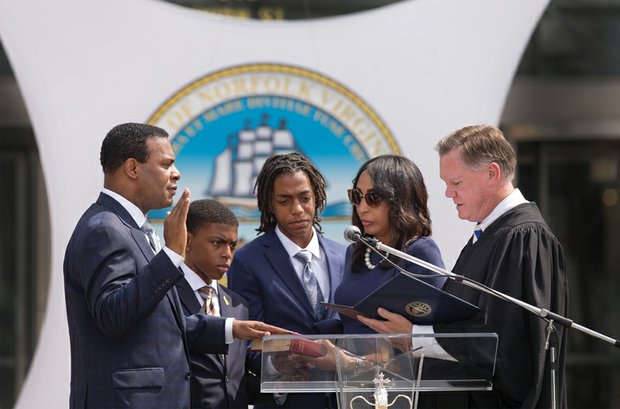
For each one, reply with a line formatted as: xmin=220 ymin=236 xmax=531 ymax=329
xmin=334 ymin=154 xmax=447 ymax=336
xmin=300 ymin=155 xmax=448 ymax=380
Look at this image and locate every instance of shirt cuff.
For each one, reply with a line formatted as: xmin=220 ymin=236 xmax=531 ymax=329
xmin=225 ymin=318 xmax=234 ymax=344
xmin=412 ymin=324 xmax=435 ymax=349
xmin=163 ymin=246 xmax=183 ymax=267
xmin=413 ymin=324 xmax=434 ymax=334
xmin=412 ymin=324 xmax=456 ymax=361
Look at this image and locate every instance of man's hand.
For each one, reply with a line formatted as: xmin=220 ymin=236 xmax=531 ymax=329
xmin=163 ymin=188 xmax=190 ymax=255
xmin=357 ymin=308 xmax=413 ymax=351
xmin=232 ymin=320 xmax=292 ymax=340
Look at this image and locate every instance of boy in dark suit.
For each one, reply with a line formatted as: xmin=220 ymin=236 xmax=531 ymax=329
xmin=228 ymin=152 xmax=346 ymax=409
xmin=175 ymin=199 xmax=253 ymax=409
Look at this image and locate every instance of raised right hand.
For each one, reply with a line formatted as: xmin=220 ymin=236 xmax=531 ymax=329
xmin=163 ymin=188 xmax=190 ymax=255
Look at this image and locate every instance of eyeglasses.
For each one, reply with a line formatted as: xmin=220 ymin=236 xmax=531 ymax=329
xmin=347 ymin=188 xmax=383 ymax=207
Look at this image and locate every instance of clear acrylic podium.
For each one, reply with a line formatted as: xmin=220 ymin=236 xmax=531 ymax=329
xmin=257 ymin=333 xmax=498 ymax=409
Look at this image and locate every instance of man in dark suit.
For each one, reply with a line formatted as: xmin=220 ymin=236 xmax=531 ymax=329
xmin=228 ymin=152 xmax=346 ymax=409
xmin=63 ymin=123 xmax=288 ymax=409
xmin=175 ymin=199 xmax=252 ymax=409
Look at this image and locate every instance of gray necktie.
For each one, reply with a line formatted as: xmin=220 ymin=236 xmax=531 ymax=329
xmin=294 ymin=250 xmax=326 ymax=320
xmin=141 ymin=221 xmax=162 ymax=253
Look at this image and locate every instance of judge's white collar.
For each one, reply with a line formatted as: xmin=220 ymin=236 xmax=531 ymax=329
xmin=478 ymin=189 xmax=528 ymax=231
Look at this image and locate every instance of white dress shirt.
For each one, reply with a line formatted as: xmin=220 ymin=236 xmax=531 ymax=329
xmin=275 ymin=225 xmax=330 ymax=299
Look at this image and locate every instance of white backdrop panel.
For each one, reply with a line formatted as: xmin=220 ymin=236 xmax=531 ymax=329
xmin=0 ymin=0 xmax=548 ymax=407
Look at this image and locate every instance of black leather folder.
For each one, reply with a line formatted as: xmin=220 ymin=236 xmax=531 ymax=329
xmin=322 ymin=273 xmax=479 ymax=325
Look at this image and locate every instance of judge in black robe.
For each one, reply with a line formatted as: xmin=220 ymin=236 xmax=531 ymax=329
xmin=426 ymin=202 xmax=568 ymax=409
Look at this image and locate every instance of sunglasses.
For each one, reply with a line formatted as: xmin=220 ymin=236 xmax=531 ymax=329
xmin=347 ymin=188 xmax=384 ymax=207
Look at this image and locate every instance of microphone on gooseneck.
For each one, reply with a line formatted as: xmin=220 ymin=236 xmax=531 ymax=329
xmin=343 ymin=225 xmax=362 ymax=243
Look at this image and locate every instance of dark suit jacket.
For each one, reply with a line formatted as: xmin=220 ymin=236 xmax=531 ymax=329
xmin=176 ymin=278 xmax=250 ymax=409
xmin=63 ymin=193 xmax=228 ymax=409
xmin=227 ymin=230 xmax=346 ymax=409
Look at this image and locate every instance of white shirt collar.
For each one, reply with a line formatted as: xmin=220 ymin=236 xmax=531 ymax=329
xmin=478 ymin=188 xmax=528 ymax=231
xmin=101 ymin=188 xmax=146 ymax=228
xmin=275 ymin=225 xmax=322 ymax=260
xmin=180 ymin=263 xmax=218 ymax=293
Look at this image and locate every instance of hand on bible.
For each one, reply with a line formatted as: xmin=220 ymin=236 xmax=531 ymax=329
xmin=232 ymin=320 xmax=292 ymax=340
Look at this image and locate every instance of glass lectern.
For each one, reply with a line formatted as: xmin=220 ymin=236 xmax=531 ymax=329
xmin=257 ymin=333 xmax=498 ymax=409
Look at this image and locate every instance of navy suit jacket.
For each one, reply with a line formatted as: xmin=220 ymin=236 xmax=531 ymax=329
xmin=227 ymin=230 xmax=346 ymax=409
xmin=176 ymin=278 xmax=251 ymax=409
xmin=63 ymin=193 xmax=227 ymax=409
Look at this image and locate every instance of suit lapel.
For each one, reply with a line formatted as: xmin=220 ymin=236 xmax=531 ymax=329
xmin=217 ymin=287 xmax=235 ymax=369
xmin=175 ymin=278 xmax=202 ymax=315
xmin=96 ymin=193 xmax=155 ymax=261
xmin=167 ymin=286 xmax=186 ymax=335
xmin=319 ymin=235 xmax=342 ymax=303
xmin=262 ymin=231 xmax=315 ymax=316
xmin=218 ymin=286 xmax=233 ymax=318
xmin=131 ymin=229 xmax=157 ymax=261
xmin=97 ymin=192 xmax=185 ymax=333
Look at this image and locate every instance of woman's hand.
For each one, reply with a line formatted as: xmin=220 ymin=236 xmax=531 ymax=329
xmin=301 ymin=339 xmax=342 ymax=371
xmin=271 ymin=352 xmax=313 ymax=381
xmin=303 ymin=339 xmax=387 ymax=375
xmin=357 ymin=308 xmax=413 ymax=352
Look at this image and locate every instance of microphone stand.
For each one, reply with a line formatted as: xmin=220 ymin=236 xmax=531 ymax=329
xmin=357 ymin=236 xmax=619 ymax=409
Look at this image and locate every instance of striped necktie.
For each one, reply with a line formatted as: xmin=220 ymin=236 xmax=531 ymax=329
xmin=198 ymin=286 xmax=225 ymax=363
xmin=294 ymin=250 xmax=326 ymax=320
xmin=472 ymin=222 xmax=483 ymax=244
xmin=198 ymin=286 xmax=218 ymax=316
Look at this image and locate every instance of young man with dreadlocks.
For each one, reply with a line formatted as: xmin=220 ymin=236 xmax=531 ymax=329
xmin=228 ymin=152 xmax=346 ymax=409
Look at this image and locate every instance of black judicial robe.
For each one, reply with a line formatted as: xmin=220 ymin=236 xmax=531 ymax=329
xmin=427 ymin=203 xmax=568 ymax=409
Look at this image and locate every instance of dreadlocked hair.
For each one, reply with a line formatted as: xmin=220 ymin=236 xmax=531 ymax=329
xmin=254 ymin=152 xmax=327 ymax=234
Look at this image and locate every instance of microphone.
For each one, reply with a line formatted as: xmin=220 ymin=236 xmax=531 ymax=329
xmin=343 ymin=225 xmax=362 ymax=243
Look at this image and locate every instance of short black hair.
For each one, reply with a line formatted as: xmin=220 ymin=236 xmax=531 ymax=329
xmin=254 ymin=152 xmax=326 ymax=234
xmin=186 ymin=199 xmax=238 ymax=234
xmin=100 ymin=122 xmax=169 ymax=174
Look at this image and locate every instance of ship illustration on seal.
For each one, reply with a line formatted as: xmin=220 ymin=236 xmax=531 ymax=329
xmin=207 ymin=113 xmax=302 ymax=208
xmin=201 ymin=112 xmax=351 ymax=220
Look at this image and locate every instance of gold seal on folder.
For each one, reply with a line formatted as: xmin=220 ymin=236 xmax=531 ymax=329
xmin=405 ymin=301 xmax=432 ymax=317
